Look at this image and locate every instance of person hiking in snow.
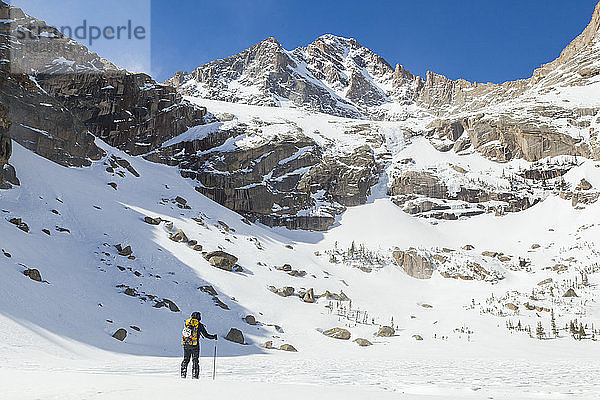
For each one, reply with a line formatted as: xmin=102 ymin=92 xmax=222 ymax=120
xmin=181 ymin=311 xmax=217 ymax=379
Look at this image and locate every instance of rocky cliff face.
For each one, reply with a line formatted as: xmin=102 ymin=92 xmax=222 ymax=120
xmin=1 ymin=0 xmax=599 ymax=230
xmin=0 ymin=103 xmax=18 ymax=189
xmin=38 ymin=72 xmax=206 ymax=156
xmin=422 ymin=1 xmax=600 ymax=161
xmin=0 ymin=2 xmax=103 ymax=167
xmin=146 ymin=112 xmax=383 ymax=230
xmin=0 ymin=1 xmax=205 ymax=167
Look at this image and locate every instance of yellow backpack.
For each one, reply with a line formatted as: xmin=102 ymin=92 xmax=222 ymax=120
xmin=181 ymin=318 xmax=199 ymax=346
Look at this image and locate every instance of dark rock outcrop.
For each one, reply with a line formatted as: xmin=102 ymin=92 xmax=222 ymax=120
xmin=388 ymin=169 xmax=539 ymax=219
xmin=0 ymin=2 xmax=205 ymax=167
xmin=154 ymin=298 xmax=180 ymax=312
xmin=0 ymin=104 xmax=18 ymax=188
xmin=9 ymin=217 xmax=29 ymax=232
xmin=38 ymin=72 xmax=206 ymax=156
xmin=427 ymin=117 xmax=589 ymax=162
xmin=150 ymin=125 xmax=379 ymax=230
xmin=144 ymin=216 xmax=161 ymax=225
xmin=116 ymin=244 xmax=133 ymax=257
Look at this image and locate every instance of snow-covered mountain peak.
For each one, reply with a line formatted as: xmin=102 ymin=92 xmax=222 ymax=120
xmin=307 ymin=34 xmax=362 ymax=59
xmin=167 ymin=33 xmax=410 ymax=118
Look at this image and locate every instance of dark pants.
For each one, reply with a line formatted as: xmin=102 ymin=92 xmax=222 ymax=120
xmin=181 ymin=345 xmax=200 ymax=378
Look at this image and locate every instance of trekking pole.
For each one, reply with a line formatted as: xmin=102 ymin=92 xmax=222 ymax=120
xmin=212 ymin=338 xmax=217 ymax=380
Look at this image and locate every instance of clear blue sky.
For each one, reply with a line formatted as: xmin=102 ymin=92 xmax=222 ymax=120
xmin=151 ymin=0 xmax=598 ymax=83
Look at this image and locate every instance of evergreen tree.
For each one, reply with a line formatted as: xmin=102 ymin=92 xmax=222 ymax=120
xmin=550 ymin=309 xmax=558 ymax=338
xmin=578 ymin=324 xmax=586 ymax=340
xmin=569 ymin=321 xmax=576 ymax=336
xmin=536 ymin=321 xmax=545 ymax=340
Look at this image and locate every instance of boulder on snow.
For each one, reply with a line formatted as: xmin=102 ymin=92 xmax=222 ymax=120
xmin=23 ymin=268 xmax=42 ymax=282
xmin=205 ymin=251 xmax=238 ymax=271
xmin=191 ymin=244 xmax=203 ymax=251
xmin=217 ymin=220 xmax=230 ymax=232
xmin=279 ymin=344 xmax=297 ymax=352
xmin=376 ymin=326 xmax=395 ymax=337
xmin=577 ymin=178 xmax=592 ymax=191
xmin=144 ymin=216 xmax=161 ymax=225
xmin=563 ymin=288 xmax=578 ymax=297
xmin=392 ymin=249 xmax=435 ymax=279
xmin=153 ymin=298 xmax=180 ymax=312
xmin=169 ymin=229 xmax=189 ymax=243
xmin=288 ymin=270 xmax=307 ymax=277
xmin=319 ymin=290 xmax=350 ymax=301
xmin=9 ymin=217 xmax=29 ymax=232
xmin=323 ymin=327 xmax=351 ymax=340
xmin=277 ymin=264 xmax=292 ymax=272
xmin=505 ymin=303 xmax=518 ymax=311
xmin=412 ymin=335 xmax=423 ymax=341
xmin=112 ymin=328 xmax=127 ymax=341
xmin=353 ymin=338 xmax=373 ymax=347
xmin=277 ymin=286 xmax=295 ymax=297
xmin=225 ymin=328 xmax=245 ymax=344
xmin=199 ymin=285 xmax=218 ymax=296
xmin=262 ymin=341 xmax=273 ymax=349
xmin=302 ymin=288 xmax=315 ymax=303
xmin=537 ymin=278 xmax=553 ymax=286
xmin=175 ymin=196 xmax=187 ymax=206
xmin=244 ymin=315 xmax=257 ymax=325
xmin=116 ymin=244 xmax=132 ymax=257
xmin=481 ymin=251 xmax=499 ymax=258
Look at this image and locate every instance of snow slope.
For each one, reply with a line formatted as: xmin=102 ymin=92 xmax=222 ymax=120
xmin=2 ymin=134 xmax=600 ymax=398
